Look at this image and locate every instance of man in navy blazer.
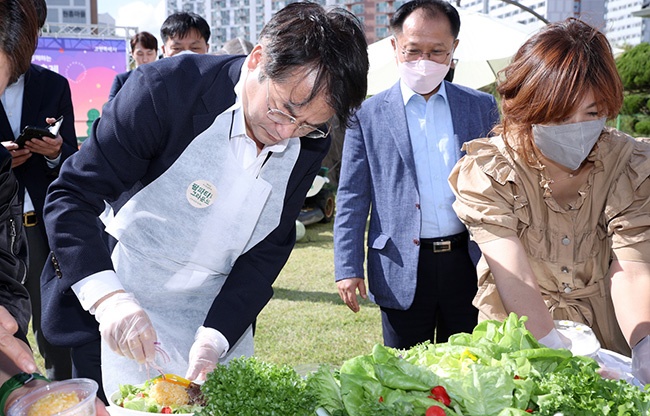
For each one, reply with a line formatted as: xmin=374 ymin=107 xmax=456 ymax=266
xmin=42 ymin=2 xmax=368 ymax=401
xmin=335 ymin=0 xmax=499 ymax=350
xmin=1 ymin=62 xmax=77 ymax=381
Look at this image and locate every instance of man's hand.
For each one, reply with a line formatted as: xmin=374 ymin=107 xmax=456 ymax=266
xmin=1 ymin=141 xmax=32 ymax=168
xmin=93 ymin=292 xmax=157 ymax=363
xmin=24 ymin=117 xmax=63 ymax=160
xmin=185 ymin=326 xmax=226 ymax=382
xmin=336 ymin=277 xmax=367 ymax=313
xmin=0 ymin=306 xmax=38 ymax=374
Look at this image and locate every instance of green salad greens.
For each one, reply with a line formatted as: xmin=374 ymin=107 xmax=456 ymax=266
xmin=196 ymin=356 xmax=317 ymax=416
xmin=308 ymin=314 xmax=650 ymax=416
xmin=120 ymin=314 xmax=648 ymax=415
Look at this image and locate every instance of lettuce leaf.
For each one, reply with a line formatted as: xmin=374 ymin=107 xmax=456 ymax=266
xmin=307 ymin=313 xmax=650 ymax=416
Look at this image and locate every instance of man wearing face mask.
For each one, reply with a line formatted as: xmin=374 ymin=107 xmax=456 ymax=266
xmin=334 ymin=0 xmax=498 ymax=350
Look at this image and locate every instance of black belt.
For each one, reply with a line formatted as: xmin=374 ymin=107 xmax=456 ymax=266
xmin=23 ymin=211 xmax=37 ymax=227
xmin=419 ymin=232 xmax=468 ymax=253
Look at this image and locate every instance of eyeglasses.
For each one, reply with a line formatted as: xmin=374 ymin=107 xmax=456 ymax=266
xmin=265 ymin=78 xmax=331 ymax=139
xmin=396 ymin=42 xmax=452 ymax=64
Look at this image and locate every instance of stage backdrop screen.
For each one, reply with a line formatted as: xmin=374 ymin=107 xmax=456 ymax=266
xmin=33 ymin=36 xmax=128 ymax=143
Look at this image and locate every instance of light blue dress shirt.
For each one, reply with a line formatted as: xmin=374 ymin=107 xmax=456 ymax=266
xmin=401 ymin=80 xmax=466 ymax=238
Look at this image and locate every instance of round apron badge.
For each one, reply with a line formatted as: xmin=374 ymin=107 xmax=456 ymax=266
xmin=186 ymin=179 xmax=217 ymax=208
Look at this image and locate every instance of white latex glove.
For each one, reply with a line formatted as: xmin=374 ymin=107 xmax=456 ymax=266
xmin=185 ymin=326 xmax=228 ymax=381
xmin=93 ymin=292 xmax=157 ymax=363
xmin=632 ymin=335 xmax=650 ymax=385
xmin=539 ymin=328 xmax=573 ymax=350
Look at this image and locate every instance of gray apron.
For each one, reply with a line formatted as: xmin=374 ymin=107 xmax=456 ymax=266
xmin=100 ymin=109 xmax=300 ymax=397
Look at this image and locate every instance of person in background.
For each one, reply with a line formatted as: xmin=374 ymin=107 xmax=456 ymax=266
xmin=334 ymin=0 xmax=498 ymax=350
xmin=41 ymin=1 xmax=368 ymax=400
xmin=160 ymin=11 xmax=210 ymax=57
xmin=214 ymin=37 xmax=254 ymax=56
xmin=449 ymin=18 xmax=650 ymax=385
xmin=0 ymin=0 xmax=76 ymax=382
xmin=0 ymin=0 xmax=106 ymax=413
xmin=108 ymin=31 xmax=158 ymax=100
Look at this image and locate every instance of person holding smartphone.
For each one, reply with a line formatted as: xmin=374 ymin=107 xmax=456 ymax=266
xmin=0 ymin=0 xmax=77 ymax=383
xmin=0 ymin=1 xmax=108 ymax=414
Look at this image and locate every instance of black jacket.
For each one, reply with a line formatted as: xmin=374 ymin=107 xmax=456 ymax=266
xmin=0 ymin=147 xmax=29 ymax=343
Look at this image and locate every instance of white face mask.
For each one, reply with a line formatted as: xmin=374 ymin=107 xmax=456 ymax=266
xmin=532 ymin=118 xmax=606 ymax=171
xmin=397 ymin=55 xmax=452 ymax=95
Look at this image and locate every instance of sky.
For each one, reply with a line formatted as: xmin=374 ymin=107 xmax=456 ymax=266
xmin=97 ymin=0 xmax=166 ymax=43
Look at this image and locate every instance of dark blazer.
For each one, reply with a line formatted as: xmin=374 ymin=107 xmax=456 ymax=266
xmin=108 ymin=71 xmax=131 ymax=101
xmin=334 ymin=81 xmax=499 ymax=310
xmin=42 ymin=54 xmax=330 ymax=347
xmin=0 ymin=64 xmax=77 ymax=242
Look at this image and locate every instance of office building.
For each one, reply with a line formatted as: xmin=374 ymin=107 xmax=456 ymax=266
xmin=45 ymin=0 xmax=98 ymax=27
xmin=459 ymin=0 xmax=648 ymax=47
xmin=163 ymin=0 xmax=648 ymax=49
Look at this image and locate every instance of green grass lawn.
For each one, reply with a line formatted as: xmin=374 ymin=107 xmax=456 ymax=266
xmin=255 ymin=220 xmax=382 ymax=371
xmin=29 ymin=220 xmax=382 ymax=374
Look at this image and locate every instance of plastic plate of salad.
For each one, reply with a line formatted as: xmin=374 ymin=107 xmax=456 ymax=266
xmin=108 ymin=374 xmax=205 ymax=415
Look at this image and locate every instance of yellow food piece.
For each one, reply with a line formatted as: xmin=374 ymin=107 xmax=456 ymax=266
xmin=28 ymin=392 xmax=80 ymax=416
xmin=150 ymin=380 xmax=189 ymax=407
xmin=153 ymin=374 xmax=191 ymax=388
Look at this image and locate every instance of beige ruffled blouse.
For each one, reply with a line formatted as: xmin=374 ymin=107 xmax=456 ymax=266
xmin=449 ymin=128 xmax=650 ymax=354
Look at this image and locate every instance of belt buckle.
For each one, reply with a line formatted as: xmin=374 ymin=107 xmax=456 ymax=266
xmin=432 ymin=240 xmax=451 ymax=253
xmin=23 ymin=212 xmax=37 ymax=227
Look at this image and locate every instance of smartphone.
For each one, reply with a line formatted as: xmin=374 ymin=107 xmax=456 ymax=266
xmin=14 ymin=116 xmax=64 ymax=148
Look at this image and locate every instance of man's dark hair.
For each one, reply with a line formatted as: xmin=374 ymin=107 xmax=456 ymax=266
xmin=160 ymin=11 xmax=210 ymax=44
xmin=390 ymin=0 xmax=460 ymax=38
xmin=259 ymin=2 xmax=369 ymax=128
xmin=1 ymin=0 xmax=39 ymax=85
xmin=131 ymin=31 xmax=158 ymax=52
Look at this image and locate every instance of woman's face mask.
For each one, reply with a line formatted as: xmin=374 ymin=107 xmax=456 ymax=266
xmin=532 ymin=117 xmax=607 ymax=171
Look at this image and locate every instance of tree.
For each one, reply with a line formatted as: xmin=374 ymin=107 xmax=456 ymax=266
xmin=616 ymin=43 xmax=650 ymax=136
xmin=617 ymin=42 xmax=650 ymax=91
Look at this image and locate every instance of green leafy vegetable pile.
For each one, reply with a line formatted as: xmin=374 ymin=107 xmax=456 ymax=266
xmin=194 ymin=315 xmax=649 ymax=415
xmin=534 ymin=358 xmax=650 ymax=415
xmin=196 ymin=356 xmax=317 ymax=416
xmin=308 ymin=314 xmax=650 ymax=416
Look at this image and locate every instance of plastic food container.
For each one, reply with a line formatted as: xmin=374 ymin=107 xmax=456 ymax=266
xmin=7 ymin=378 xmax=98 ymax=416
